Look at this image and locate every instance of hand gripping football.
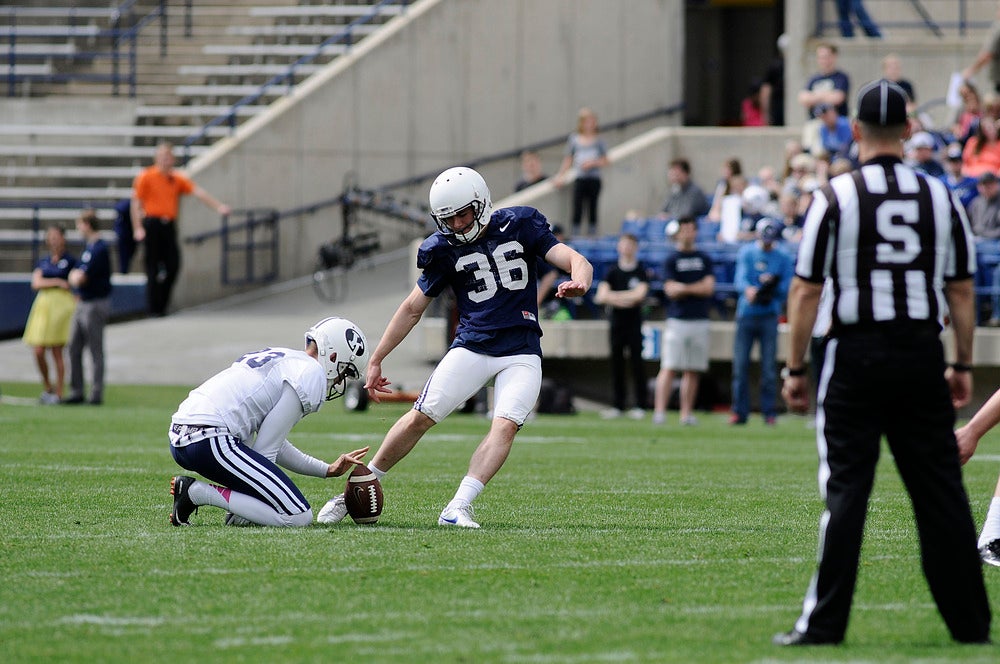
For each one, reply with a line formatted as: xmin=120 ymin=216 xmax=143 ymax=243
xmin=344 ymin=464 xmax=383 ymax=524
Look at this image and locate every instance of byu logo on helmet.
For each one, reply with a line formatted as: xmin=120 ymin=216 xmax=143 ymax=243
xmin=346 ymin=327 xmax=365 ymax=356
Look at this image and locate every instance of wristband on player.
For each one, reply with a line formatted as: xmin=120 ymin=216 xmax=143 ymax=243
xmin=951 ymin=362 xmax=973 ymax=373
xmin=781 ymin=366 xmax=806 ymax=379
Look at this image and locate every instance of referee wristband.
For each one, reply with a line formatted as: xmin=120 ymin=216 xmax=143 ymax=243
xmin=951 ymin=362 xmax=973 ymax=373
xmin=781 ymin=366 xmax=807 ymax=379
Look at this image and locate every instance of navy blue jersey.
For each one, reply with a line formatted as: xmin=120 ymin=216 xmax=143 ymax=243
xmin=77 ymin=238 xmax=113 ymax=301
xmin=417 ymin=206 xmax=559 ymax=357
xmin=663 ymin=249 xmax=714 ymax=320
xmin=36 ymin=252 xmax=77 ymax=280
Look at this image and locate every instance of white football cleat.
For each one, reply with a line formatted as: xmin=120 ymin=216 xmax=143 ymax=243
xmin=981 ymin=540 xmax=1000 ymax=567
xmin=438 ymin=504 xmax=480 ymax=529
xmin=317 ymin=494 xmax=348 ymax=524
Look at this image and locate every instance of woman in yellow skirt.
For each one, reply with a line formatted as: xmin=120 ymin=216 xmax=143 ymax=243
xmin=22 ymin=225 xmax=78 ymax=404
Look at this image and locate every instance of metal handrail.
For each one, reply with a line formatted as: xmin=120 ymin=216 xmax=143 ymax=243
xmin=179 ymin=0 xmax=409 ymax=161
xmin=814 ymin=0 xmax=989 ymax=37
xmin=4 ymin=0 xmax=190 ymax=97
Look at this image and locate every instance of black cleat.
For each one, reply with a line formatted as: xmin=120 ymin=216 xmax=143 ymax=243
xmin=772 ymin=630 xmax=840 ymax=646
xmin=169 ymin=475 xmax=197 ymax=526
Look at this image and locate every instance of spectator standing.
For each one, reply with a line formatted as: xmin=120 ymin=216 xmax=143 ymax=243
xmin=940 ymin=143 xmax=980 ymax=211
xmin=759 ymin=34 xmax=787 ymax=127
xmin=595 ymin=233 xmax=650 ymax=419
xmin=554 ymin=108 xmax=609 ymax=237
xmin=741 ymin=82 xmax=766 ymax=127
xmin=62 ymin=210 xmax=112 ymax=406
xmin=962 ymin=2 xmax=1000 ymax=94
xmin=776 ymin=79 xmax=989 ymax=647
xmin=514 ymin=150 xmax=548 ymax=192
xmin=730 ymin=218 xmax=793 ymax=425
xmin=112 ymin=198 xmax=136 ymax=273
xmin=22 ymin=225 xmax=77 ymax=404
xmin=952 ymin=81 xmax=982 ymax=147
xmin=707 ymin=157 xmax=745 ymax=223
xmin=131 ymin=141 xmax=231 ymax=317
xmin=908 ymin=131 xmax=945 ymax=178
xmin=799 ymin=43 xmax=850 ymax=154
xmin=835 ymin=0 xmax=882 ymax=38
xmin=167 ymin=317 xmax=372 ymax=528
xmin=659 ymin=158 xmax=709 ymax=221
xmin=653 ymin=217 xmax=715 ymax=426
xmin=881 ymin=53 xmax=915 ymax=111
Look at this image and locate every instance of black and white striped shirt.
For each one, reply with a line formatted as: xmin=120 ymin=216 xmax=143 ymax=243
xmin=796 ymin=156 xmax=976 ymax=332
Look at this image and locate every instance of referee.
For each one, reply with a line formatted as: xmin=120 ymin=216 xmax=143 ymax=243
xmin=775 ymin=79 xmax=991 ymax=646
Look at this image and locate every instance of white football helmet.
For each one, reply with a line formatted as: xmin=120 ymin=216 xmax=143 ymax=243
xmin=428 ymin=167 xmax=493 ymax=244
xmin=304 ymin=317 xmax=368 ymax=401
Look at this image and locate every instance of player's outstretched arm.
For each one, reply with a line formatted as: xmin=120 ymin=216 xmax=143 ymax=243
xmin=365 ymin=285 xmax=432 ymax=401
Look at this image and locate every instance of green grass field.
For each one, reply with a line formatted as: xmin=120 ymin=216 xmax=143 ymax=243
xmin=2 ymin=381 xmax=999 ymax=663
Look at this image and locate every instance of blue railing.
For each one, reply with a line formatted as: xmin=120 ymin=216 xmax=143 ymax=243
xmin=180 ymin=0 xmax=409 ymax=161
xmin=3 ymin=1 xmax=189 ymax=97
xmin=814 ymin=0 xmax=990 ymax=38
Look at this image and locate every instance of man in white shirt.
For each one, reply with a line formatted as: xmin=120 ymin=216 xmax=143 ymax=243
xmin=168 ymin=317 xmax=371 ymax=527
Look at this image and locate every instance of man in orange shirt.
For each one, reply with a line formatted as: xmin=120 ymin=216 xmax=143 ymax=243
xmin=131 ymin=142 xmax=231 ymax=316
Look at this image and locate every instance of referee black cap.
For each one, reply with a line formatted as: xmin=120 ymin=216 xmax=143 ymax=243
xmin=856 ymin=79 xmax=909 ymax=126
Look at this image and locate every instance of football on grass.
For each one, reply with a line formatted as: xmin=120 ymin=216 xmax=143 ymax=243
xmin=344 ymin=464 xmax=383 ymax=524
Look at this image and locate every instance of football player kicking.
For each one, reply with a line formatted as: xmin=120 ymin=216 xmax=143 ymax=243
xmin=955 ymin=386 xmax=1000 ymax=565
xmin=318 ymin=167 xmax=592 ymax=528
xmin=168 ymin=317 xmax=371 ymax=527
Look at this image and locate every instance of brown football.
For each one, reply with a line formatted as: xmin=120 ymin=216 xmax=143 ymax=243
xmin=344 ymin=464 xmax=383 ymax=524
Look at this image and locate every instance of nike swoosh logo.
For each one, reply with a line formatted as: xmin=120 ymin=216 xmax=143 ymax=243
xmin=498 ymin=221 xmax=511 ymax=232
xmin=441 ymin=515 xmax=458 ymax=524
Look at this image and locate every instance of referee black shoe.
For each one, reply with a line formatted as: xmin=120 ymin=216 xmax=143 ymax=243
xmin=169 ymin=475 xmax=198 ymax=526
xmin=772 ymin=630 xmax=840 ymax=646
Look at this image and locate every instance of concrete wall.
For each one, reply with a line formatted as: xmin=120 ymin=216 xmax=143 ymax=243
xmin=175 ymin=0 xmax=685 ymax=307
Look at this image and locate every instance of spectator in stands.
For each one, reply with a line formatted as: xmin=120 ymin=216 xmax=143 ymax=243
xmin=707 ymin=157 xmax=745 ymax=222
xmin=781 ymin=138 xmax=806 ymax=180
xmin=962 ymin=2 xmax=1000 ymax=94
xmin=759 ymin=34 xmax=787 ymax=127
xmin=782 ymin=152 xmax=816 ymax=197
xmin=799 ymin=43 xmax=850 ymax=153
xmin=962 ymin=99 xmax=1000 ymax=178
xmin=952 ymin=81 xmax=983 ymax=147
xmin=835 ymin=0 xmax=882 ymax=38
xmin=814 ymin=103 xmax=854 ymax=161
xmin=755 ymin=165 xmax=783 ymax=202
xmin=730 ymin=218 xmax=793 ymax=425
xmin=941 ymin=143 xmax=980 ymax=211
xmin=908 ymin=131 xmax=945 ymax=178
xmin=741 ymin=81 xmax=766 ymax=127
xmin=514 ymin=150 xmax=548 ymax=192
xmin=659 ymin=158 xmax=709 ymax=221
xmin=777 ymin=191 xmax=804 ymax=244
xmin=131 ymin=141 xmax=231 ymax=317
xmin=22 ymin=225 xmax=77 ymax=405
xmin=112 ymin=198 xmax=136 ymax=274
xmin=653 ymin=217 xmax=715 ymax=426
xmin=969 ymin=171 xmax=1000 ymax=240
xmin=554 ymin=108 xmax=609 ymax=237
xmin=594 ymin=233 xmax=649 ymax=419
xmin=62 ymin=210 xmax=112 ymax=406
xmin=881 ymin=53 xmax=915 ymax=113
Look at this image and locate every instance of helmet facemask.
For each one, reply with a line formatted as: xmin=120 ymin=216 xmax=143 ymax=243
xmin=304 ymin=317 xmax=368 ymax=401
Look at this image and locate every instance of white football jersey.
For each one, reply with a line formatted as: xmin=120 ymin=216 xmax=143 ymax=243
xmin=172 ymin=347 xmax=325 ymax=441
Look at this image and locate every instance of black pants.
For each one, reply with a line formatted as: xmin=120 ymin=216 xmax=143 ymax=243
xmin=143 ymin=217 xmax=180 ymax=316
xmin=609 ymin=322 xmax=646 ymax=411
xmin=797 ymin=330 xmax=990 ymax=643
xmin=571 ymin=177 xmax=601 ymax=237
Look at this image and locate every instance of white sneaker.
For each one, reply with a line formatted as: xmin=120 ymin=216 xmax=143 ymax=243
xmin=317 ymin=494 xmax=348 ymax=524
xmin=600 ymin=408 xmax=622 ymax=419
xmin=438 ymin=504 xmax=480 ymax=528
xmin=39 ymin=391 xmax=59 ymax=405
xmin=680 ymin=415 xmax=699 ymax=426
xmin=627 ymin=408 xmax=645 ymax=420
xmin=652 ymin=412 xmax=666 ymax=425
